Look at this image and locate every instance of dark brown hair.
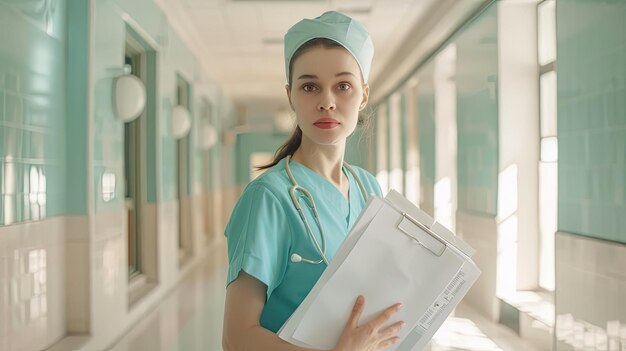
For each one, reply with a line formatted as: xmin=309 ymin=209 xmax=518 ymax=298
xmin=258 ymin=38 xmax=371 ymax=170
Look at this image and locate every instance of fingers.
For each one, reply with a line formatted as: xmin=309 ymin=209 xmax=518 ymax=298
xmin=373 ymin=310 xmax=405 ymax=349
xmin=379 ymin=320 xmax=406 ymax=339
xmin=341 ymin=298 xmax=406 ymax=350
xmin=348 ymin=295 xmax=365 ymax=328
xmin=371 ymin=302 xmax=403 ymax=328
xmin=378 ymin=336 xmax=402 ymax=349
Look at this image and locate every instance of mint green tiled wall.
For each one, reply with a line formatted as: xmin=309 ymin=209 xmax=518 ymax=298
xmin=235 ymin=131 xmax=289 ymax=185
xmin=456 ymin=4 xmax=499 ymax=216
xmin=0 ymin=0 xmax=67 ymax=224
xmin=90 ymin=0 xmax=234 ymax=209
xmin=557 ymin=0 xmax=626 ymax=243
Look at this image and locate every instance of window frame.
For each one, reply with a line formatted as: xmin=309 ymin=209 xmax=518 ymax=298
xmin=537 ymin=0 xmax=558 ymax=292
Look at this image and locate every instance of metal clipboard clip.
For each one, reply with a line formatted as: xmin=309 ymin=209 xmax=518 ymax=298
xmin=396 ymin=212 xmax=448 ymax=257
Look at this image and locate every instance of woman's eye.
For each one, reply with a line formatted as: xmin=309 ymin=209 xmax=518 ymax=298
xmin=302 ymin=84 xmax=317 ymax=92
xmin=338 ymin=83 xmax=351 ymax=91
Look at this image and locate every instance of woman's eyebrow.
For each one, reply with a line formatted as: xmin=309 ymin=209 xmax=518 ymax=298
xmin=335 ymin=71 xmax=357 ymax=78
xmin=296 ymin=72 xmax=357 ymax=80
xmin=296 ymin=74 xmax=317 ymax=80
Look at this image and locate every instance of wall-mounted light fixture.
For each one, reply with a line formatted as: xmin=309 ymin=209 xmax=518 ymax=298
xmin=199 ymin=124 xmax=218 ymax=150
xmin=172 ymin=105 xmax=191 ymax=139
xmin=112 ymin=65 xmax=146 ymax=122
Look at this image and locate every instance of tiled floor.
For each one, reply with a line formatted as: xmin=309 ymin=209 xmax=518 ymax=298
xmin=109 ymin=244 xmax=228 ymax=351
xmin=429 ymin=305 xmax=539 ymax=351
xmin=110 ymin=243 xmax=539 ymax=351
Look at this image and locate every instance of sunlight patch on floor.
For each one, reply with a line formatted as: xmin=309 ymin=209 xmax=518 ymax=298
xmin=429 ymin=317 xmax=503 ymax=351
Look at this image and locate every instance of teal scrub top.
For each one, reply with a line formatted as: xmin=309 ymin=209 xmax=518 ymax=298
xmin=225 ymin=157 xmax=382 ymax=333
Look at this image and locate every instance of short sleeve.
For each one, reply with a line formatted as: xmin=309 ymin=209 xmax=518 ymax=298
xmin=224 ymin=183 xmax=292 ymax=299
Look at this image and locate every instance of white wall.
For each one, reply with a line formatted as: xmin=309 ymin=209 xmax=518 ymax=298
xmin=0 ymin=218 xmax=67 ymax=350
xmin=555 ymin=233 xmax=626 ymax=350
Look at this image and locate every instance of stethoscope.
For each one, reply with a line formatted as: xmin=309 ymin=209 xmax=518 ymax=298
xmin=285 ymin=155 xmax=369 ymax=265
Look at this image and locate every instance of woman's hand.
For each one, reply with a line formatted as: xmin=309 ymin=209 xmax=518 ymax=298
xmin=333 ymin=295 xmax=406 ymax=351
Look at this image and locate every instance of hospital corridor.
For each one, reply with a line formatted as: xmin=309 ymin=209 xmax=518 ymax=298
xmin=1 ymin=0 xmax=625 ymax=350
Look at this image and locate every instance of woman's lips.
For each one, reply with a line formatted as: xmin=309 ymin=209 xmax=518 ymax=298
xmin=314 ymin=118 xmax=339 ymax=129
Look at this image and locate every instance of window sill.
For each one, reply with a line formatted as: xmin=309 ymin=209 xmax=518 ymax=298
xmin=46 ymin=335 xmax=90 ymax=351
xmin=499 ymin=290 xmax=555 ymax=328
xmin=128 ymin=273 xmax=157 ymax=307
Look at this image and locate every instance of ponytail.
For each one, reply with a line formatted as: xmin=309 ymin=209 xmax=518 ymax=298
xmin=257 ymin=127 xmax=302 ymax=170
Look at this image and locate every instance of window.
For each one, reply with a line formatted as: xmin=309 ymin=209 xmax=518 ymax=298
xmin=375 ymin=103 xmax=389 ymax=194
xmin=200 ymin=98 xmax=213 ymax=243
xmin=123 ymin=25 xmax=159 ymax=305
xmin=124 ymin=41 xmax=143 ymax=279
xmin=537 ymin=0 xmax=557 ymax=292
xmin=176 ymin=75 xmax=193 ymax=264
xmin=538 ymin=0 xmax=556 ymax=67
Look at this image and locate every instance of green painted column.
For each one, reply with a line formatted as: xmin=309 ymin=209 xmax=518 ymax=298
xmin=456 ymin=3 xmax=499 ymax=216
xmin=66 ymin=0 xmax=89 ymax=215
xmin=557 ymin=0 xmax=626 ymax=243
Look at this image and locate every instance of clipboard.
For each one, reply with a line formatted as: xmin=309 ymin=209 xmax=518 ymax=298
xmin=278 ymin=190 xmax=481 ymax=350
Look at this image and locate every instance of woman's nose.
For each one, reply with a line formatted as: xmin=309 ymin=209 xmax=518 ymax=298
xmin=317 ymin=91 xmax=336 ymax=111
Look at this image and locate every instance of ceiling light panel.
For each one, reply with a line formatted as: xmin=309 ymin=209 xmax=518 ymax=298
xmin=231 ymin=0 xmax=325 ymax=2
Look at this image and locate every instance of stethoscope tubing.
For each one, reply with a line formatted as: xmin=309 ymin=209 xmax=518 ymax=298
xmin=290 ymin=184 xmax=329 ymax=265
xmin=285 ymin=155 xmax=368 ymax=265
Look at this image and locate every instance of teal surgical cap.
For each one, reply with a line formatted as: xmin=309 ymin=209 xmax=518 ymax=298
xmin=284 ymin=11 xmax=374 ymax=83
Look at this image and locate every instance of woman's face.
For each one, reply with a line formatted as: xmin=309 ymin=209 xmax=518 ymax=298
xmin=286 ymin=47 xmax=369 ymax=147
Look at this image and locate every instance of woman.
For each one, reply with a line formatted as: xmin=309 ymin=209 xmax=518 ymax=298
xmin=223 ymin=11 xmax=405 ymax=351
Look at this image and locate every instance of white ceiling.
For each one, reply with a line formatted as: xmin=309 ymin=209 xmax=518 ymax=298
xmin=155 ymin=0 xmax=441 ymax=111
